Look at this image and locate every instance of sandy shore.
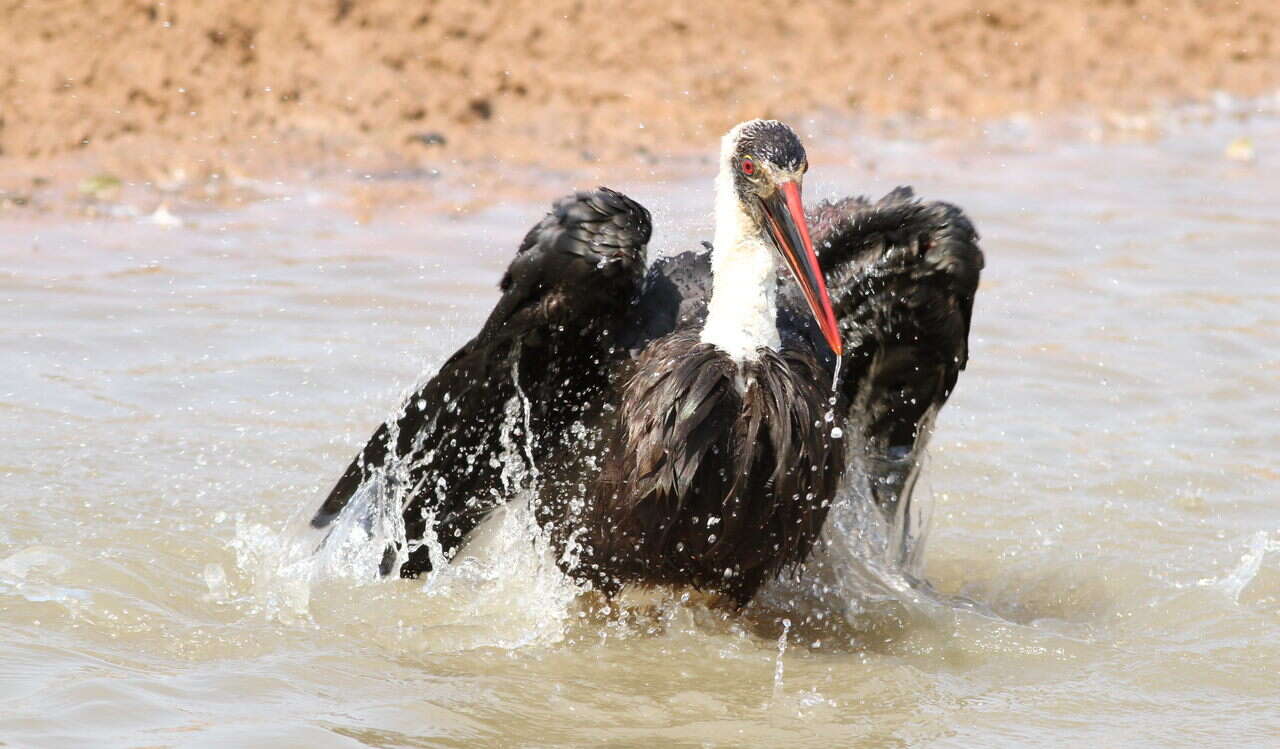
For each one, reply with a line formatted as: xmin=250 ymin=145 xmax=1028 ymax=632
xmin=2 ymin=0 xmax=1278 ymax=209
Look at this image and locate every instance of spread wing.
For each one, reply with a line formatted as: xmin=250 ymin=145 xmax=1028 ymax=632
xmin=312 ymin=187 xmax=651 ymax=576
xmin=621 ymin=248 xmax=712 ymax=351
xmin=634 ymin=188 xmax=982 ymax=568
xmin=801 ymin=186 xmax=983 ymax=565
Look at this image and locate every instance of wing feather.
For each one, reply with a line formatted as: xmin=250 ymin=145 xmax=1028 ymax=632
xmin=312 ymin=188 xmax=651 ymax=577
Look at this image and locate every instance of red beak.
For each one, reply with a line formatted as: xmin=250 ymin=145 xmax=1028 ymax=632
xmin=760 ymin=181 xmax=843 ymax=357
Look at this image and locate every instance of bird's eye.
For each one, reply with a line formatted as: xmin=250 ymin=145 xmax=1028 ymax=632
xmin=741 ymin=158 xmax=756 ymax=176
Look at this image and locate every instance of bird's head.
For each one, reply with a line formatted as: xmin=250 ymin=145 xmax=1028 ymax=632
xmin=720 ymin=119 xmax=842 ymax=356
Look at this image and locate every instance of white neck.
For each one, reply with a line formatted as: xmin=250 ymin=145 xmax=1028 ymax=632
xmin=700 ymin=138 xmax=779 ymax=361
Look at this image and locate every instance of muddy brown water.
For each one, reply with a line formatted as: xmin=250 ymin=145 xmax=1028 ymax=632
xmin=2 ymin=116 xmax=1278 ymax=747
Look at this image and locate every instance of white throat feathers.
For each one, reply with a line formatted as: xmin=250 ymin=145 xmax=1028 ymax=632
xmin=700 ymin=124 xmax=782 ymax=361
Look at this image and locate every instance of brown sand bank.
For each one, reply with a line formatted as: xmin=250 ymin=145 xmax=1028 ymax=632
xmin=2 ymin=0 xmax=1278 ymax=189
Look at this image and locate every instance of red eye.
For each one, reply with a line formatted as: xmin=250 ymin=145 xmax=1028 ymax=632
xmin=741 ymin=158 xmax=755 ymax=176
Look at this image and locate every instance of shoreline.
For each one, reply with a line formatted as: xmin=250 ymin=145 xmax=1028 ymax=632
xmin=1 ymin=96 xmax=1272 ymax=226
xmin=5 ymin=0 xmax=1280 ymax=216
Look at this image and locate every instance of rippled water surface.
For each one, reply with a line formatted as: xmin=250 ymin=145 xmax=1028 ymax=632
xmin=3 ymin=117 xmax=1278 ymax=747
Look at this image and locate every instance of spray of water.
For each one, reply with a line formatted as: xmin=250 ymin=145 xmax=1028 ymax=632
xmin=228 ymin=341 xmax=962 ymax=650
xmin=771 ymin=617 xmax=791 ymax=700
xmin=227 ymin=354 xmax=581 ymax=647
xmin=1198 ymin=530 xmax=1280 ymax=603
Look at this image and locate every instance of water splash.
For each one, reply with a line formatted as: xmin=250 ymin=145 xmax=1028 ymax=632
xmin=0 ymin=546 xmax=92 ymax=608
xmin=509 ymin=346 xmax=540 ymax=483
xmin=412 ymin=492 xmax=583 ymax=651
xmin=229 ymin=324 xmax=966 ymax=648
xmin=202 ymin=563 xmax=230 ymax=602
xmin=771 ymin=617 xmax=791 ymax=701
xmin=228 ymin=353 xmax=581 ymax=646
xmin=751 ymin=418 xmax=978 ymax=635
xmin=1198 ymin=530 xmax=1280 ymax=603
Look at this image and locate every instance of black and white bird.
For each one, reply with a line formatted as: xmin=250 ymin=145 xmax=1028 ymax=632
xmin=312 ymin=120 xmax=982 ymax=606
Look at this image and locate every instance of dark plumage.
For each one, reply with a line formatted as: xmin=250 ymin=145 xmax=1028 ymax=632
xmin=313 ymin=123 xmax=983 ymax=605
xmin=734 ymin=119 xmax=808 ymax=172
xmin=627 ymin=188 xmax=983 ymax=566
xmin=806 ymin=188 xmax=983 ymax=562
xmin=620 ymin=250 xmax=711 ymax=349
xmin=562 ymin=331 xmax=843 ymax=604
xmin=311 ymin=188 xmax=650 ymax=576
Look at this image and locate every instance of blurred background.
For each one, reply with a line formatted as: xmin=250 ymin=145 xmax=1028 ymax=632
xmin=2 ymin=0 xmax=1278 ymax=205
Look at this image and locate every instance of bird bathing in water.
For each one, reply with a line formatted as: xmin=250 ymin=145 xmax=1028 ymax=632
xmin=311 ymin=119 xmax=983 ymax=606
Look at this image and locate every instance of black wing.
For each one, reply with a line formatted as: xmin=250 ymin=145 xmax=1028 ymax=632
xmin=583 ymin=186 xmax=980 ymax=566
xmin=633 ymin=189 xmax=981 ymax=451
xmin=312 ymin=187 xmax=651 ymax=576
xmin=621 ymin=249 xmax=712 ymax=351
xmin=800 ymin=187 xmax=983 ymax=564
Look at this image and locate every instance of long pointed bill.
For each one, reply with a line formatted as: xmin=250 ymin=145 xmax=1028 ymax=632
xmin=759 ymin=181 xmax=843 ymax=356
